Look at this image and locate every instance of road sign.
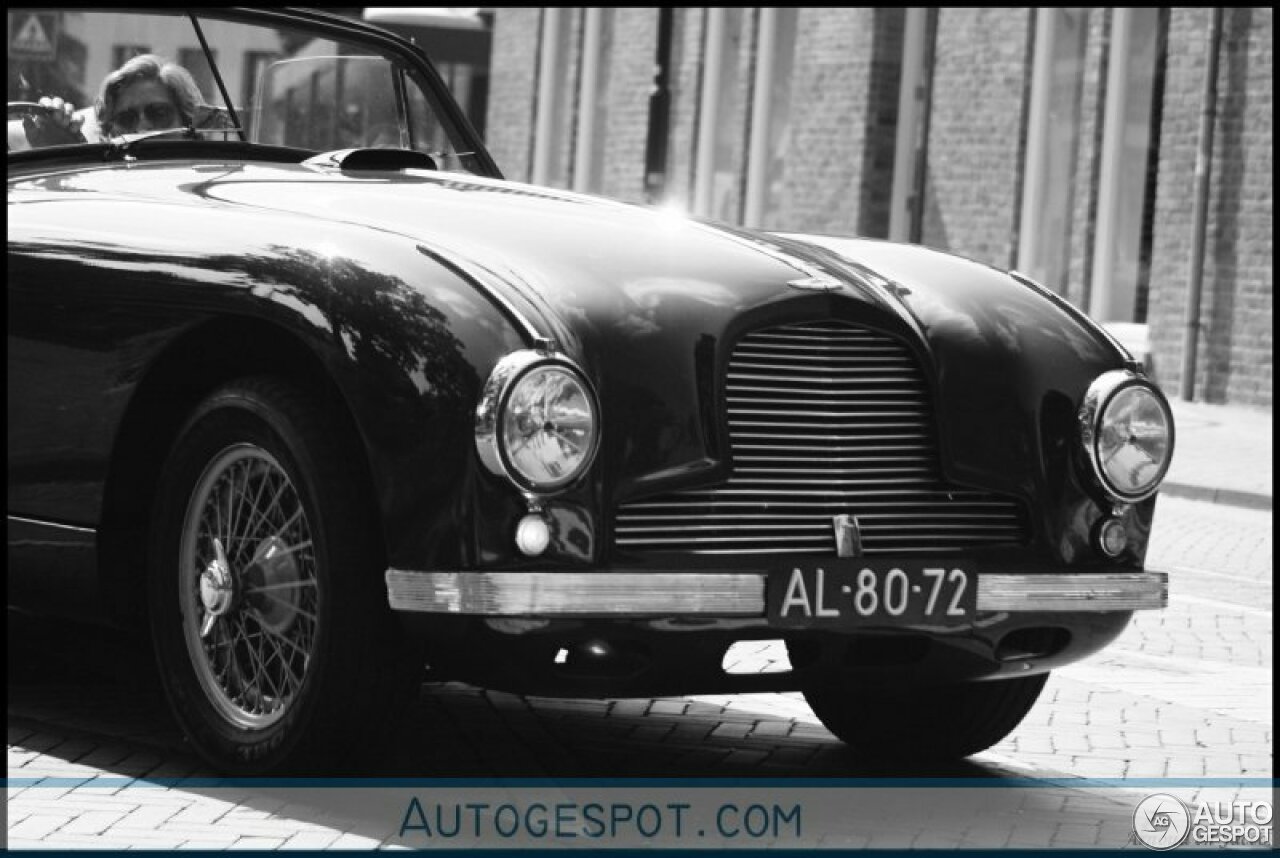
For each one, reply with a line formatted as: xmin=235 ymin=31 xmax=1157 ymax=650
xmin=10 ymin=12 xmax=58 ymax=60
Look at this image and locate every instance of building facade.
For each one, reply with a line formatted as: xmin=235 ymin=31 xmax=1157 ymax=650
xmin=486 ymin=7 xmax=1272 ymax=407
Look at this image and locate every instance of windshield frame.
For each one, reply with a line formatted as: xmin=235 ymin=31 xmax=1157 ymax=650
xmin=6 ymin=6 xmax=503 ymax=179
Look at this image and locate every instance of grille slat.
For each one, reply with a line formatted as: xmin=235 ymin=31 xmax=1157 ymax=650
xmin=614 ymin=320 xmax=1029 ymax=556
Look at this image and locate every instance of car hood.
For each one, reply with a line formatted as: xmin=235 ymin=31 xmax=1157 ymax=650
xmin=193 ymin=165 xmax=904 ymax=347
xmin=23 ymin=160 xmax=1124 ymax=499
xmin=194 ymin=162 xmax=1120 ymax=354
xmin=197 ymin=162 xmax=1127 ymax=499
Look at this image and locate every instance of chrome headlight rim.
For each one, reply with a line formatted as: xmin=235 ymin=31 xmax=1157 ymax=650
xmin=1078 ymin=369 xmax=1175 ymax=503
xmin=475 ymin=349 xmax=600 ymax=496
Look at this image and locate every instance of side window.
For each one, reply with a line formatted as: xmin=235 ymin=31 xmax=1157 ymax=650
xmin=404 ymin=75 xmax=447 ymax=154
xmin=403 ymin=69 xmax=477 ymax=171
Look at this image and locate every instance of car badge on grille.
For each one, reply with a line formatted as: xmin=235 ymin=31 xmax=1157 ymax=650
xmin=787 ymin=275 xmax=842 ymax=292
xmin=833 ymin=514 xmax=863 ymax=558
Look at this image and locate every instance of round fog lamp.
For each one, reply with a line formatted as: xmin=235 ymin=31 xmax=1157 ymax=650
xmin=516 ymin=514 xmax=551 ymax=557
xmin=1094 ymin=517 xmax=1128 ymax=558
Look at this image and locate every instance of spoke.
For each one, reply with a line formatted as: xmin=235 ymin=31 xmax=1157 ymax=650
xmin=257 ymin=625 xmax=303 ymax=697
xmin=250 ymin=590 xmax=320 ymax=623
xmin=210 ymin=615 xmax=234 ymax=671
xmin=230 ymin=460 xmax=254 ymax=548
xmin=229 ymin=462 xmax=259 ymax=567
xmin=271 ymin=504 xmax=305 ymax=542
xmin=242 ymin=474 xmax=291 ymax=553
xmin=243 ymin=462 xmax=272 ymax=538
xmin=248 ymin=611 xmax=315 ymax=662
xmin=241 ymin=619 xmax=284 ymax=704
xmin=243 ymin=577 xmax=318 ymax=595
xmin=254 ymin=538 xmax=314 ymax=567
xmin=223 ymin=470 xmax=236 ymax=555
xmin=223 ymin=616 xmax=254 ymax=703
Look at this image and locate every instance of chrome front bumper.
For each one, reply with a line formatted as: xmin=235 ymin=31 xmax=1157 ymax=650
xmin=386 ymin=570 xmax=1168 ymax=615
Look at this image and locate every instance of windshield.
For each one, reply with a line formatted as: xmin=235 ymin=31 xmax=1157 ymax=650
xmin=7 ymin=9 xmax=483 ymax=172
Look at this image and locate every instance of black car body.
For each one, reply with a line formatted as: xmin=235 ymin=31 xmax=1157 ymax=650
xmin=7 ymin=8 xmax=1174 ymax=772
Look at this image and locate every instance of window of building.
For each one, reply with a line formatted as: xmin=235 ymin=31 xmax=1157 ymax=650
xmin=177 ymin=46 xmax=217 ymax=102
xmin=112 ymin=44 xmax=149 ymax=69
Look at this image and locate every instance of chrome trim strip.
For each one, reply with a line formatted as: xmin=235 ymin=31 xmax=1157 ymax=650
xmin=386 ymin=570 xmax=764 ymax=615
xmin=7 ymin=514 xmax=96 ymax=535
xmin=977 ymin=572 xmax=1168 ymax=611
xmin=386 ymin=570 xmax=1168 ymax=615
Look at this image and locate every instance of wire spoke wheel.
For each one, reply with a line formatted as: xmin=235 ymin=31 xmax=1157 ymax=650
xmin=180 ymin=443 xmax=318 ymax=730
xmin=150 ymin=378 xmax=422 ymax=772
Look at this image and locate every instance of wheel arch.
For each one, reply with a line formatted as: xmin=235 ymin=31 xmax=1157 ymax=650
xmin=98 ymin=315 xmax=381 ymax=627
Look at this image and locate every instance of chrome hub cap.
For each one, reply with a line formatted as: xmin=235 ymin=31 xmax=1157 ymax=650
xmin=197 ymin=540 xmax=236 ymax=638
xmin=179 ymin=444 xmax=318 ymax=730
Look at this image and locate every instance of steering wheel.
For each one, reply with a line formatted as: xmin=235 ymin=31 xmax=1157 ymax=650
xmin=8 ymin=101 xmax=60 ymax=120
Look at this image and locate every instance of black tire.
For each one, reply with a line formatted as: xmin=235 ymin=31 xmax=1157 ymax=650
xmin=802 ymin=673 xmax=1049 ymax=760
xmin=148 ymin=377 xmax=420 ymax=773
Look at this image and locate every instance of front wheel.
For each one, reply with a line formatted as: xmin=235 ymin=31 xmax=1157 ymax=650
xmin=801 ymin=673 xmax=1049 ymax=760
xmin=148 ymin=377 xmax=419 ymax=773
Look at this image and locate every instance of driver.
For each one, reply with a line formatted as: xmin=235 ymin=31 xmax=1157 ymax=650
xmin=25 ymin=53 xmax=226 ymax=147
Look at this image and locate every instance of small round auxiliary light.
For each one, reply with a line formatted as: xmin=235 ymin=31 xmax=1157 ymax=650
xmin=1095 ymin=517 xmax=1128 ymax=558
xmin=515 ymin=514 xmax=551 ymax=557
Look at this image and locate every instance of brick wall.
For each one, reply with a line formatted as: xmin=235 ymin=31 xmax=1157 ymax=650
xmin=599 ymin=8 xmax=658 ymax=203
xmin=485 ymin=7 xmax=541 ymax=182
xmin=775 ymin=9 xmax=874 ymax=234
xmin=922 ymin=8 xmax=1033 ymax=269
xmin=1147 ymin=7 xmax=1273 ymax=406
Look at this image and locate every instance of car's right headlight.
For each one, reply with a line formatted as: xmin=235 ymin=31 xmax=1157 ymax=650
xmin=475 ymin=349 xmax=600 ymax=495
xmin=1079 ymin=370 xmax=1174 ymax=502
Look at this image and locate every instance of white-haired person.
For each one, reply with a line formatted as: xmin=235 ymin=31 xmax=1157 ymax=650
xmin=24 ymin=53 xmax=231 ymax=147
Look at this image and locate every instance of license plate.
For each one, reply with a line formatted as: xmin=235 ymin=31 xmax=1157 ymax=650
xmin=768 ymin=560 xmax=977 ymax=627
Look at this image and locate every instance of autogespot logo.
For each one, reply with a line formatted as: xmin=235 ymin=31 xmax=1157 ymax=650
xmin=1133 ymin=794 xmax=1191 ymax=850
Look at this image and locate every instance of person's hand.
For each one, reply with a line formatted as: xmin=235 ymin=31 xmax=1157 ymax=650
xmin=23 ymin=96 xmax=86 ymax=146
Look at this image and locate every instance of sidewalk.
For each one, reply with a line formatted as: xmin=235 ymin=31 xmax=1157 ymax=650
xmin=1161 ymin=398 xmax=1272 ymax=510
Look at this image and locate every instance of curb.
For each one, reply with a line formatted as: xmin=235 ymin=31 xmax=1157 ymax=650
xmin=1159 ymin=482 xmax=1272 ymax=511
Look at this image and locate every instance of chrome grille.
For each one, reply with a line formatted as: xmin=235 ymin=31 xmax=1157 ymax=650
xmin=614 ymin=320 xmax=1029 ymax=555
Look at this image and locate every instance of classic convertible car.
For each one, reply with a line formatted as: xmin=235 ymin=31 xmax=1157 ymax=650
xmin=8 ymin=8 xmax=1173 ymax=773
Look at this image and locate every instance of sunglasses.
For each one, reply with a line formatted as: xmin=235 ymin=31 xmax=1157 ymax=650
xmin=110 ymin=101 xmax=179 ymax=132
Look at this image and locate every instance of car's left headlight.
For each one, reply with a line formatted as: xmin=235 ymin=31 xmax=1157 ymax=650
xmin=1079 ymin=370 xmax=1174 ymax=502
xmin=476 ymin=350 xmax=600 ymax=494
